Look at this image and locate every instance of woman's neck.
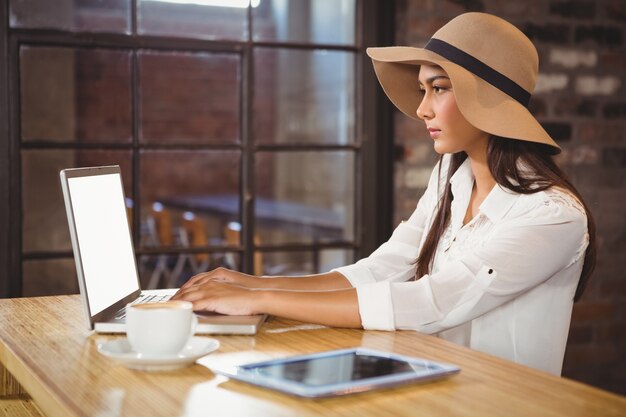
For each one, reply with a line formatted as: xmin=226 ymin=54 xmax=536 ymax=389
xmin=462 ymin=146 xmax=497 ymax=225
xmin=466 ymin=147 xmax=496 ymax=196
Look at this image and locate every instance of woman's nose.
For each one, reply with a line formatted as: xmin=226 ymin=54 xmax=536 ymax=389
xmin=416 ymin=97 xmax=433 ymax=120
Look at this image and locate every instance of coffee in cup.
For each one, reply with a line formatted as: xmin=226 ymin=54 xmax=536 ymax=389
xmin=126 ymin=300 xmax=196 ymax=356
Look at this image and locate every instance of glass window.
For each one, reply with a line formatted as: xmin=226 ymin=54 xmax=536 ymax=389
xmin=20 ymin=47 xmax=132 ymax=143
xmin=252 ymin=0 xmax=356 ymax=45
xmin=11 ymin=0 xmax=366 ymax=298
xmin=262 ymin=249 xmax=353 ymax=275
xmin=139 ymin=252 xmax=240 ymax=289
xmin=138 ymin=0 xmax=248 ymax=41
xmin=254 ymin=48 xmax=355 ymax=144
xmin=10 ymin=0 xmax=131 ymax=33
xmin=21 ymin=150 xmax=133 ymax=253
xmin=255 ymin=151 xmax=354 ymax=245
xmin=138 ymin=148 xmax=241 ymax=289
xmin=139 ymin=150 xmax=241 ymax=250
xmin=139 ymin=51 xmax=240 ymax=145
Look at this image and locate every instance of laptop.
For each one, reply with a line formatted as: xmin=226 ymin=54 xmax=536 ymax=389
xmin=60 ymin=165 xmax=266 ymax=335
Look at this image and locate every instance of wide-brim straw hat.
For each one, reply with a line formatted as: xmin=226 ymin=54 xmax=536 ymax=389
xmin=367 ymin=12 xmax=560 ymax=153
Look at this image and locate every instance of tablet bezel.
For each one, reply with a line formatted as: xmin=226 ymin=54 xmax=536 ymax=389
xmin=213 ymin=347 xmax=460 ymax=398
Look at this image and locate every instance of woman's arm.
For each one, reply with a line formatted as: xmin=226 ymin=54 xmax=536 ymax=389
xmin=259 ymin=288 xmax=361 ymax=327
xmin=354 ymin=190 xmax=590 ymax=332
xmin=172 ymin=280 xmax=361 ymax=328
xmin=178 ymin=267 xmax=352 ymax=291
xmin=173 ymin=161 xmax=444 ymax=327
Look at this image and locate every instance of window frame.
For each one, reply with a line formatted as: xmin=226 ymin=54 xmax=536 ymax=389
xmin=0 ymin=0 xmax=395 ymax=297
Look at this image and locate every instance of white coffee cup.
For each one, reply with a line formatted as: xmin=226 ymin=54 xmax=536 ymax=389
xmin=126 ymin=300 xmax=197 ymax=357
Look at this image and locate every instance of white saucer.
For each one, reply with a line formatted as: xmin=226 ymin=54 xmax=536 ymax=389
xmin=97 ymin=336 xmax=220 ymax=371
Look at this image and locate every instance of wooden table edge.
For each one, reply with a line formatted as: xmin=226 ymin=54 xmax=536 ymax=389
xmin=1 ymin=340 xmax=78 ymax=417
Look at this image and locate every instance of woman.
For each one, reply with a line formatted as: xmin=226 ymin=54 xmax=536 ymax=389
xmin=173 ymin=12 xmax=595 ymax=375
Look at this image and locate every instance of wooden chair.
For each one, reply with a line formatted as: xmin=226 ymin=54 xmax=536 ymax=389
xmin=144 ymin=202 xmax=175 ymax=288
xmin=181 ymin=212 xmax=210 ymax=264
xmin=150 ymin=202 xmax=174 ymax=247
xmin=223 ymin=222 xmax=264 ymax=276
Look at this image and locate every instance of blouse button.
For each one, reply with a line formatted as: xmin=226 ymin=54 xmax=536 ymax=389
xmin=488 ymin=269 xmax=493 ymax=274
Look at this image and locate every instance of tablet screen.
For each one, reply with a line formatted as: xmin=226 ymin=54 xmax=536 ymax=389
xmin=245 ymin=351 xmax=429 ymax=386
xmin=217 ymin=348 xmax=460 ymax=397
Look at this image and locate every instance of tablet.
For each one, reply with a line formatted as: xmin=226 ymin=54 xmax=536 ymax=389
xmin=213 ymin=347 xmax=460 ymax=398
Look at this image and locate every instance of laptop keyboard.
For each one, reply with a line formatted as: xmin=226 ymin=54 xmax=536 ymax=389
xmin=114 ymin=293 xmax=172 ymax=320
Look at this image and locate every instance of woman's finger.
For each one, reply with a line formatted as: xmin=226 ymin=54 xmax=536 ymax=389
xmin=180 ymin=268 xmax=235 ymax=290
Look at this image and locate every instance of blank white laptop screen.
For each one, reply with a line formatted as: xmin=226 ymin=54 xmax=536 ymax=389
xmin=67 ymin=173 xmax=138 ymax=315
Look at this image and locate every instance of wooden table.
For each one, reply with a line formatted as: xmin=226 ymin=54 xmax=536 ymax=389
xmin=1 ymin=295 xmax=625 ymax=417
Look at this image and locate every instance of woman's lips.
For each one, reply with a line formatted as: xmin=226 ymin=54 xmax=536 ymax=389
xmin=428 ymin=128 xmax=441 ymax=139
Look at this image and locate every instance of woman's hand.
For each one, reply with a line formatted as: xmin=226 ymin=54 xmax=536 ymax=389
xmin=178 ymin=267 xmax=265 ymax=291
xmin=172 ymin=279 xmax=263 ymax=316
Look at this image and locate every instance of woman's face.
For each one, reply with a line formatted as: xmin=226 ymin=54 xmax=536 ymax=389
xmin=416 ymin=65 xmax=489 ymax=156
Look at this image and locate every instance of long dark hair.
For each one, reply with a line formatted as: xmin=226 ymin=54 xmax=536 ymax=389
xmin=414 ymin=136 xmax=596 ymax=302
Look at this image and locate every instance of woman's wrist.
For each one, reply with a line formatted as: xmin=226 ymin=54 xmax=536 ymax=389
xmin=252 ymin=289 xmax=274 ymax=315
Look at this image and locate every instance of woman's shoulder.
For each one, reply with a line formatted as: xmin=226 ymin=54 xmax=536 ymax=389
xmin=543 ymin=186 xmax=586 ymax=213
xmin=512 ymin=186 xmax=587 ymax=224
xmin=509 ymin=187 xmax=589 ymax=267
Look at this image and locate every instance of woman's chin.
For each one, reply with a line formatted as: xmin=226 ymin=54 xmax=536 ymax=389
xmin=432 ymin=142 xmax=452 ymax=155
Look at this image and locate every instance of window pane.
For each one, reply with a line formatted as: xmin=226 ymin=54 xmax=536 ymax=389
xmin=139 ymin=51 xmax=240 ymax=145
xmin=138 ymin=0 xmax=247 ymax=41
xmin=253 ymin=0 xmax=356 ymax=45
xmin=262 ymin=249 xmax=353 ymax=276
xmin=10 ymin=0 xmax=130 ymax=33
xmin=22 ymin=259 xmax=79 ymax=297
xmin=255 ymin=151 xmax=353 ymax=245
xmin=21 ymin=47 xmax=132 ymax=143
xmin=139 ymin=253 xmax=240 ymax=289
xmin=22 ymin=150 xmax=133 ymax=253
xmin=139 ymin=150 xmax=240 ymax=251
xmin=254 ymin=48 xmax=355 ymax=144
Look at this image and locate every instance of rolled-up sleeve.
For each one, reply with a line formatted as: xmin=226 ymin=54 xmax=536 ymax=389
xmin=354 ymin=191 xmax=589 ymax=332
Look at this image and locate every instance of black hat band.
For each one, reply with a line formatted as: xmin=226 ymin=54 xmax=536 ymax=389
xmin=425 ymin=38 xmax=531 ymax=107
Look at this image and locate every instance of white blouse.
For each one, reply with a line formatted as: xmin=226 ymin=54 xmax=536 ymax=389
xmin=333 ymin=155 xmax=589 ymax=375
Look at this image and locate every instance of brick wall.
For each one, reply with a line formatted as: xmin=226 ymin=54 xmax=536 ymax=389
xmin=395 ymin=0 xmax=626 ymax=395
